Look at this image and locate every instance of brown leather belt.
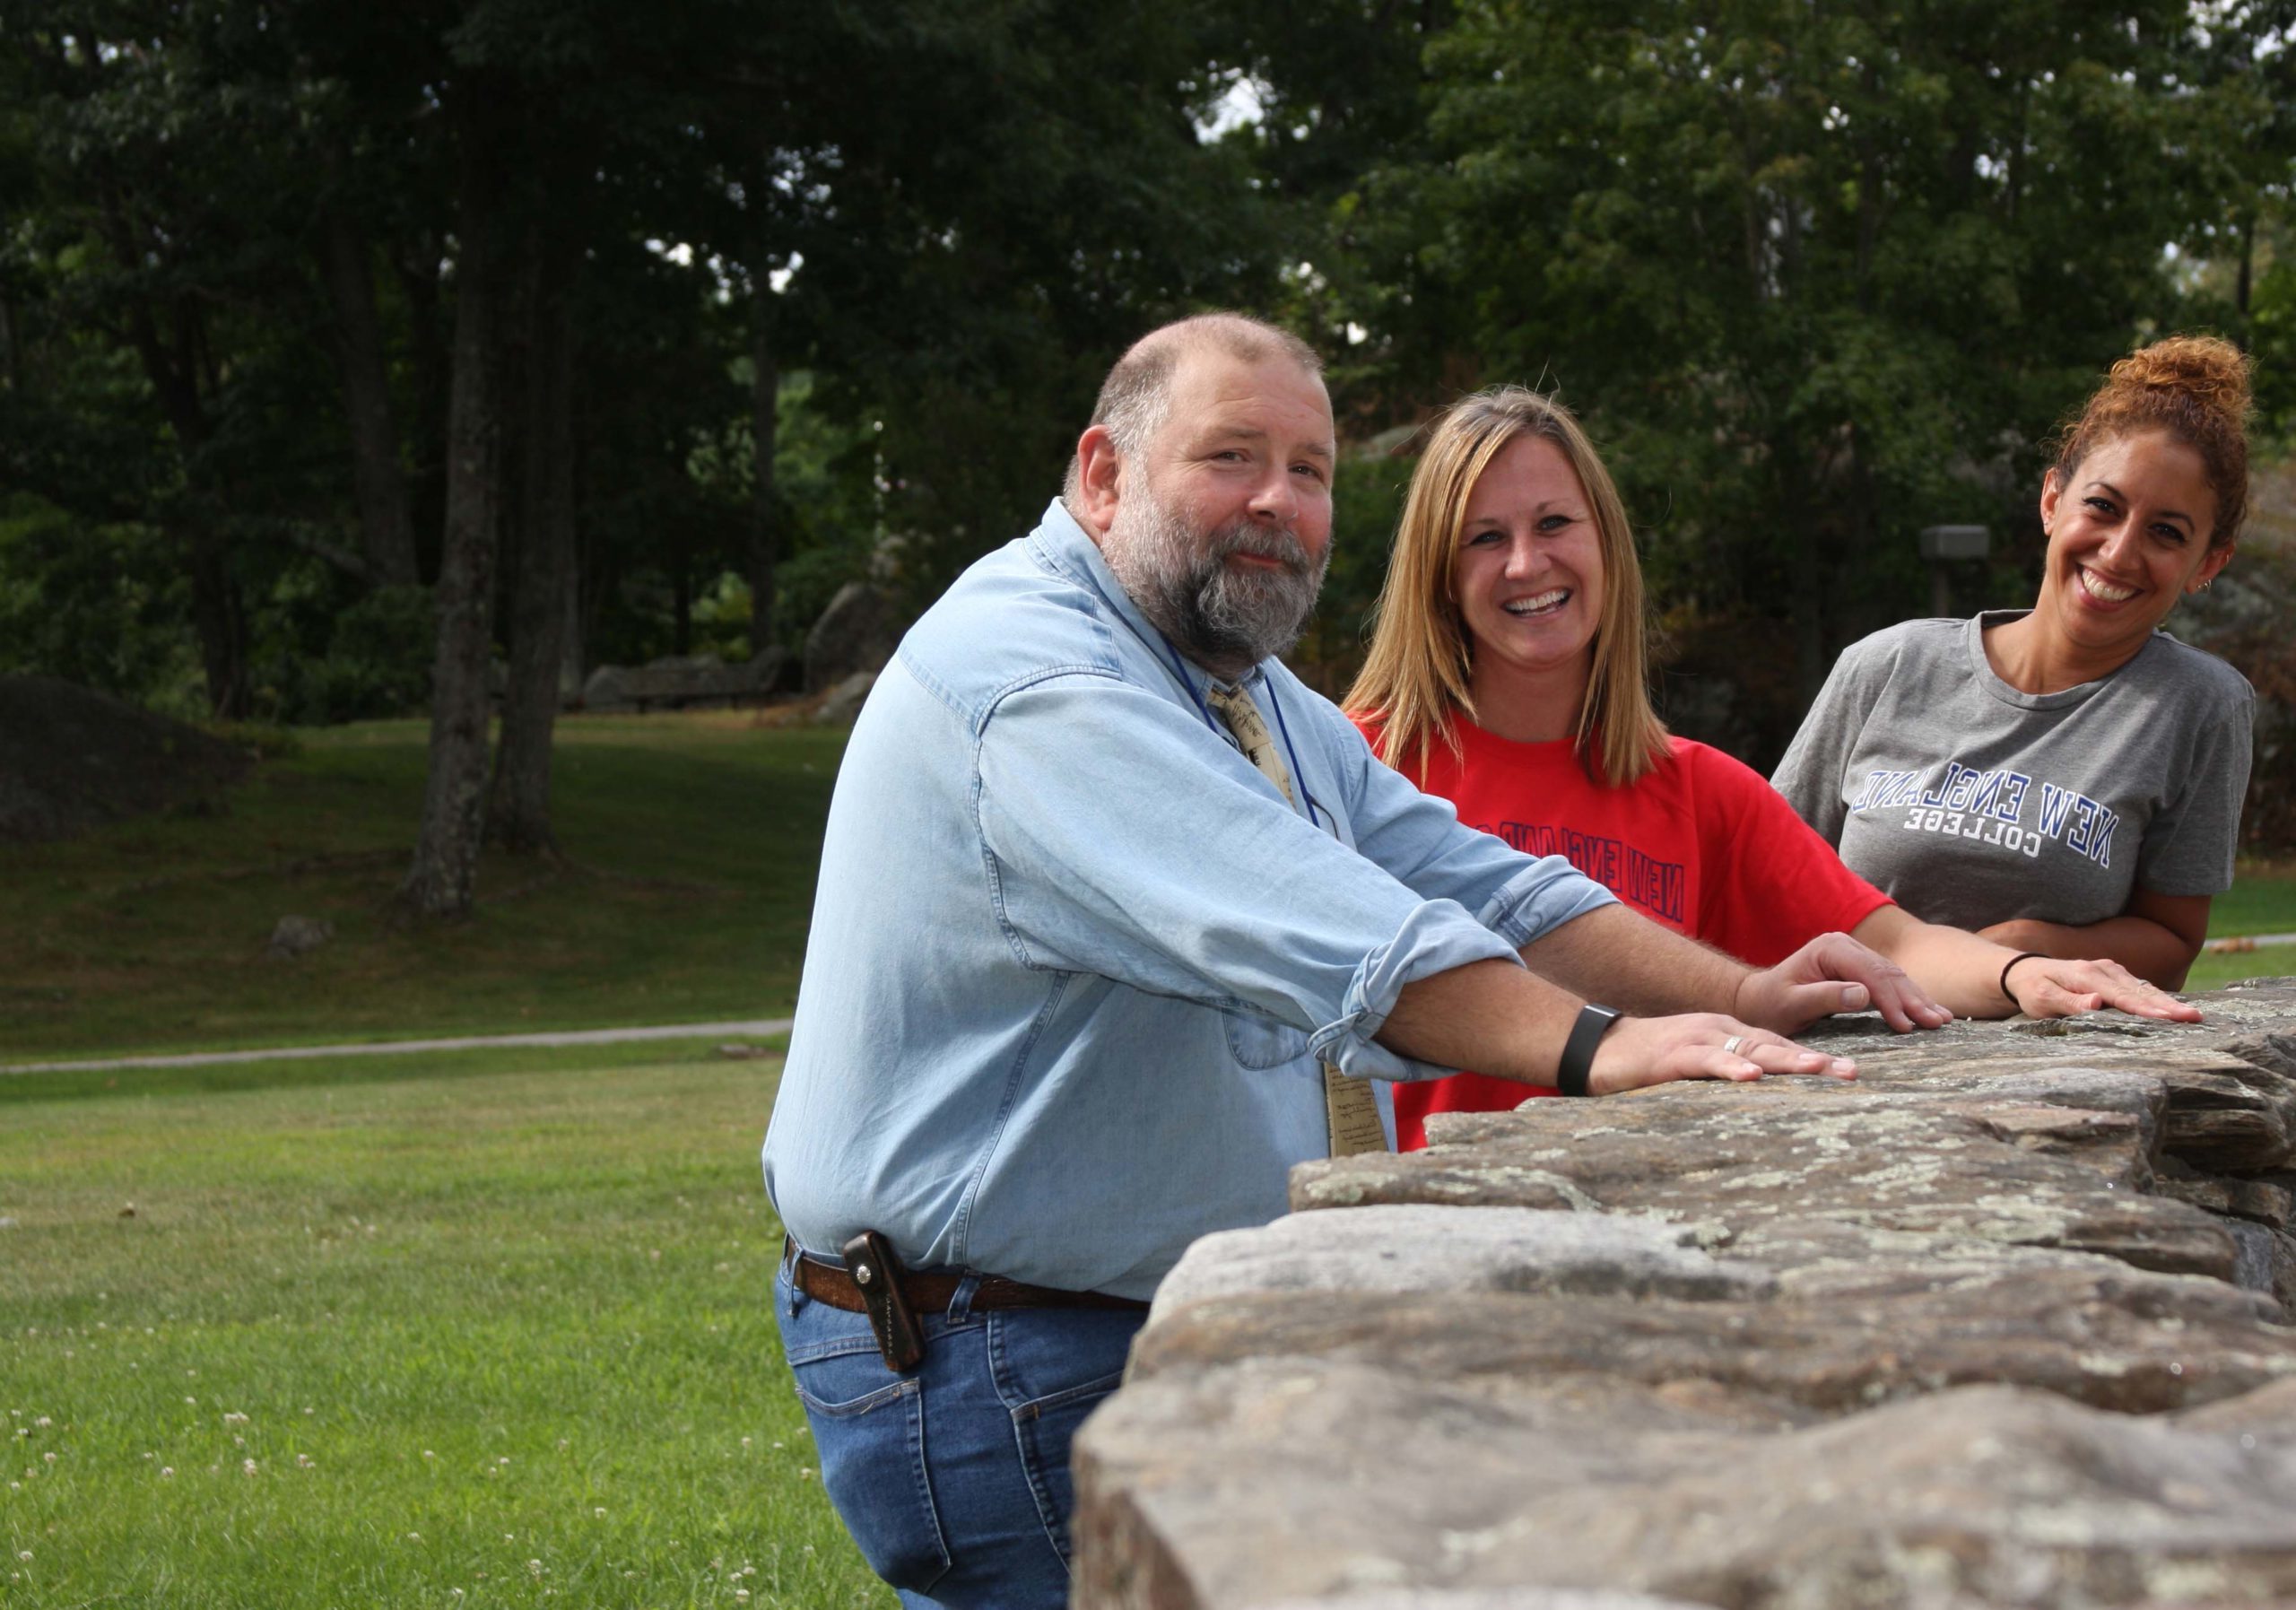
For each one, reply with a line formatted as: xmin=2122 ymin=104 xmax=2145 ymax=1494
xmin=786 ymin=1238 xmax=1148 ymax=1315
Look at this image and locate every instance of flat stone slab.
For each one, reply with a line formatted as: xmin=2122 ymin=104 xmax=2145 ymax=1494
xmin=1076 ymin=1372 xmax=2296 ymax=1609
xmin=1299 ymin=1090 xmax=2238 ymax=1284
xmin=1150 ymin=1206 xmax=1775 ymax=1323
xmin=1128 ymin=1263 xmax=2295 ymax=1418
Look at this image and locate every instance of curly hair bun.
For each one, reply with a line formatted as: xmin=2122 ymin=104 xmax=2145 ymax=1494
xmin=2104 ymin=335 xmax=2253 ymax=428
xmin=2059 ymin=333 xmax=2254 ymax=547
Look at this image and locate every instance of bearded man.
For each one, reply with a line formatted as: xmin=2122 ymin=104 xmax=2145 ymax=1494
xmin=761 ymin=313 xmax=1935 ymax=1607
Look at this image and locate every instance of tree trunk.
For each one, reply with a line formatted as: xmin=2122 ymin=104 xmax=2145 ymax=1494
xmin=561 ymin=561 xmax=584 ymax=703
xmin=487 ymin=231 xmax=577 ymax=856
xmin=186 ymin=520 xmax=250 ymax=719
xmin=402 ymin=132 xmax=513 ymax=920
xmin=317 ymin=205 xmax=419 ymax=587
xmin=396 ymin=239 xmax=451 ymax=583
xmin=748 ymin=274 xmax=780 ymax=657
xmin=0 ymin=295 xmax=22 ymax=392
xmin=2237 ymin=212 xmax=2255 ymax=322
xmin=99 ymin=184 xmax=250 ymax=717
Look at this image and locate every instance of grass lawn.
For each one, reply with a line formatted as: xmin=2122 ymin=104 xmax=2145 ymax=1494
xmin=2187 ymin=857 xmax=2296 ymax=991
xmin=0 ymin=1037 xmax=891 ymax=1610
xmin=2 ymin=713 xmax=847 ymax=1062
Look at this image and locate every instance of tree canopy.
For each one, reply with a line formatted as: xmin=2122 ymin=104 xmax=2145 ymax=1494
xmin=4 ymin=1 xmax=2293 ymax=901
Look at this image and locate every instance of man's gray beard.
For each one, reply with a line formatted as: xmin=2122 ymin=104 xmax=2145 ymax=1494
xmin=1101 ymin=492 xmax=1327 ymax=676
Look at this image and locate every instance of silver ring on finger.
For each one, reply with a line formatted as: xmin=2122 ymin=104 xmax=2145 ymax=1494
xmin=1722 ymin=1034 xmax=1746 ymax=1057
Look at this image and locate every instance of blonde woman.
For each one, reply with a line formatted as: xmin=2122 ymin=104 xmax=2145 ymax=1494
xmin=1777 ymin=337 xmax=2257 ymax=988
xmin=1345 ymin=386 xmax=2194 ymax=1150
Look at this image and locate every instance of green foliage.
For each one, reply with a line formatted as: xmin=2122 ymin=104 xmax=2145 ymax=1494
xmin=0 ymin=495 xmax=198 ymax=701
xmin=10 ymin=0 xmax=2296 ymax=755
xmin=294 ymin=583 xmax=437 ymax=724
xmin=0 ymin=1042 xmax=888 ymax=1609
xmin=243 ymin=572 xmax=437 ymax=727
xmin=1294 ymin=441 xmax=1416 ymax=683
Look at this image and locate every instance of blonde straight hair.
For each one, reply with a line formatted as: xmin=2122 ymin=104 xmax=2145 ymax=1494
xmin=1345 ymin=387 xmax=1669 ymax=787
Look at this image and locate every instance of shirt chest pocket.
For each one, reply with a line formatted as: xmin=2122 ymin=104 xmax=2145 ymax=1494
xmin=1223 ymin=1007 xmax=1312 ymax=1071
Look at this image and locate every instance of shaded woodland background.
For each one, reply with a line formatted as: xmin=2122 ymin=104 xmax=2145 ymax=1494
xmin=8 ymin=0 xmax=2296 ymax=916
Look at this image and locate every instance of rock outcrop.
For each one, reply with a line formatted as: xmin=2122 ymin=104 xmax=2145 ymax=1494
xmin=1074 ymin=983 xmax=2296 ymax=1609
xmin=578 ymin=650 xmax=788 ymax=713
xmin=0 ymin=675 xmax=253 ymax=843
xmin=803 ymin=580 xmax=902 ymax=694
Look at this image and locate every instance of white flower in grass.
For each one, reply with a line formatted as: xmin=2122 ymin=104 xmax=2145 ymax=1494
xmin=16 ymin=1552 xmax=30 ymax=1562
xmin=33 ymin=1418 xmax=49 ymax=1429
xmin=735 ymin=1593 xmax=750 ymax=1604
xmin=159 ymin=1468 xmax=173 ymax=1478
xmin=241 ymin=1458 xmax=257 ymax=1476
xmin=422 ymin=1449 xmax=435 ymax=1459
xmin=42 ymin=1452 xmax=55 ymax=1464
xmin=222 ymin=1412 xmax=248 ymax=1425
xmin=593 ymin=1508 xmax=605 ymax=1519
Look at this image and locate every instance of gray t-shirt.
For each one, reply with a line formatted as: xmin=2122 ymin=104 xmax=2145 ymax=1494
xmin=1771 ymin=612 xmax=2254 ymax=929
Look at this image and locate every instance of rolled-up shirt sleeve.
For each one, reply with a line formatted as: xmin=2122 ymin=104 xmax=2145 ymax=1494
xmin=975 ymin=672 xmax=1603 ymax=1080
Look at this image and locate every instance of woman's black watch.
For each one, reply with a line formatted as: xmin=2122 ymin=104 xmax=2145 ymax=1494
xmin=1557 ymin=1003 xmax=1622 ymax=1098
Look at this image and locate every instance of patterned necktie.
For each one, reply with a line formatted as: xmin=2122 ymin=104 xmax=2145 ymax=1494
xmin=1205 ymin=682 xmax=1390 ymax=1157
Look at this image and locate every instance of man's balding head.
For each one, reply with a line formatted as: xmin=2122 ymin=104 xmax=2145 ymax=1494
xmin=1064 ymin=315 xmax=1335 ymax=677
xmin=1063 ymin=314 xmax=1323 ymax=506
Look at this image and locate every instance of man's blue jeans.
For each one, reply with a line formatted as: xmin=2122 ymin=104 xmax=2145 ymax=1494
xmin=774 ymin=1253 xmax=1145 ymax=1609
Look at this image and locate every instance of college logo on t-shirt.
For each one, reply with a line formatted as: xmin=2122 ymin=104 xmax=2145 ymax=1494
xmin=1479 ymin=819 xmax=1687 ymax=924
xmin=1851 ymin=760 xmax=2117 ymax=867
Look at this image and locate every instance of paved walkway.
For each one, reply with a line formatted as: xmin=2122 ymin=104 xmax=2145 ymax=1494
xmin=1 ymin=1019 xmax=795 ymax=1076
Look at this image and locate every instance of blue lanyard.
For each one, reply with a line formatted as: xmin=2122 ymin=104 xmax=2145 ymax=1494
xmin=1154 ymin=633 xmax=1328 ymax=833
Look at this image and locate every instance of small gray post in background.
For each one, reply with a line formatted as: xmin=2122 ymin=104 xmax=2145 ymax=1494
xmin=1918 ymin=524 xmax=1989 ymax=618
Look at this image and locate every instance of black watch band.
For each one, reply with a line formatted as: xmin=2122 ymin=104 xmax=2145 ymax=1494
xmin=1557 ymin=1003 xmax=1622 ymax=1098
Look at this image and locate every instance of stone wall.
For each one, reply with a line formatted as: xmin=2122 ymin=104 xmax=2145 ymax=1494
xmin=1074 ymin=983 xmax=2296 ymax=1609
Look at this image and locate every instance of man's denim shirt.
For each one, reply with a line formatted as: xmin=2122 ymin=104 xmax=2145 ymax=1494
xmin=763 ymin=500 xmax=1616 ymax=1299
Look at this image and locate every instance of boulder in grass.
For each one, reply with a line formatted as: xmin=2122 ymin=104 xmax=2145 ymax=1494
xmin=812 ymin=671 xmax=876 ymax=727
xmin=578 ymin=651 xmax=786 ymax=714
xmin=266 ymin=916 xmax=335 ymax=960
xmin=0 ymin=676 xmax=253 ymax=844
xmin=803 ymin=581 xmax=902 ymax=693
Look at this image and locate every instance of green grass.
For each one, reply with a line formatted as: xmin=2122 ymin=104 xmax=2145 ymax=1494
xmin=1 ymin=713 xmax=846 ymax=1062
xmin=2185 ymin=858 xmax=2296 ymax=991
xmin=0 ymin=1039 xmax=891 ymax=1609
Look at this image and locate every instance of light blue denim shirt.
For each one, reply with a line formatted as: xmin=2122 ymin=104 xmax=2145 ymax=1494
xmin=762 ymin=500 xmax=1616 ymax=1298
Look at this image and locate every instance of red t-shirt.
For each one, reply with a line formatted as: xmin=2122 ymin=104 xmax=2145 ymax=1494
xmin=1356 ymin=715 xmax=1891 ymax=1148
